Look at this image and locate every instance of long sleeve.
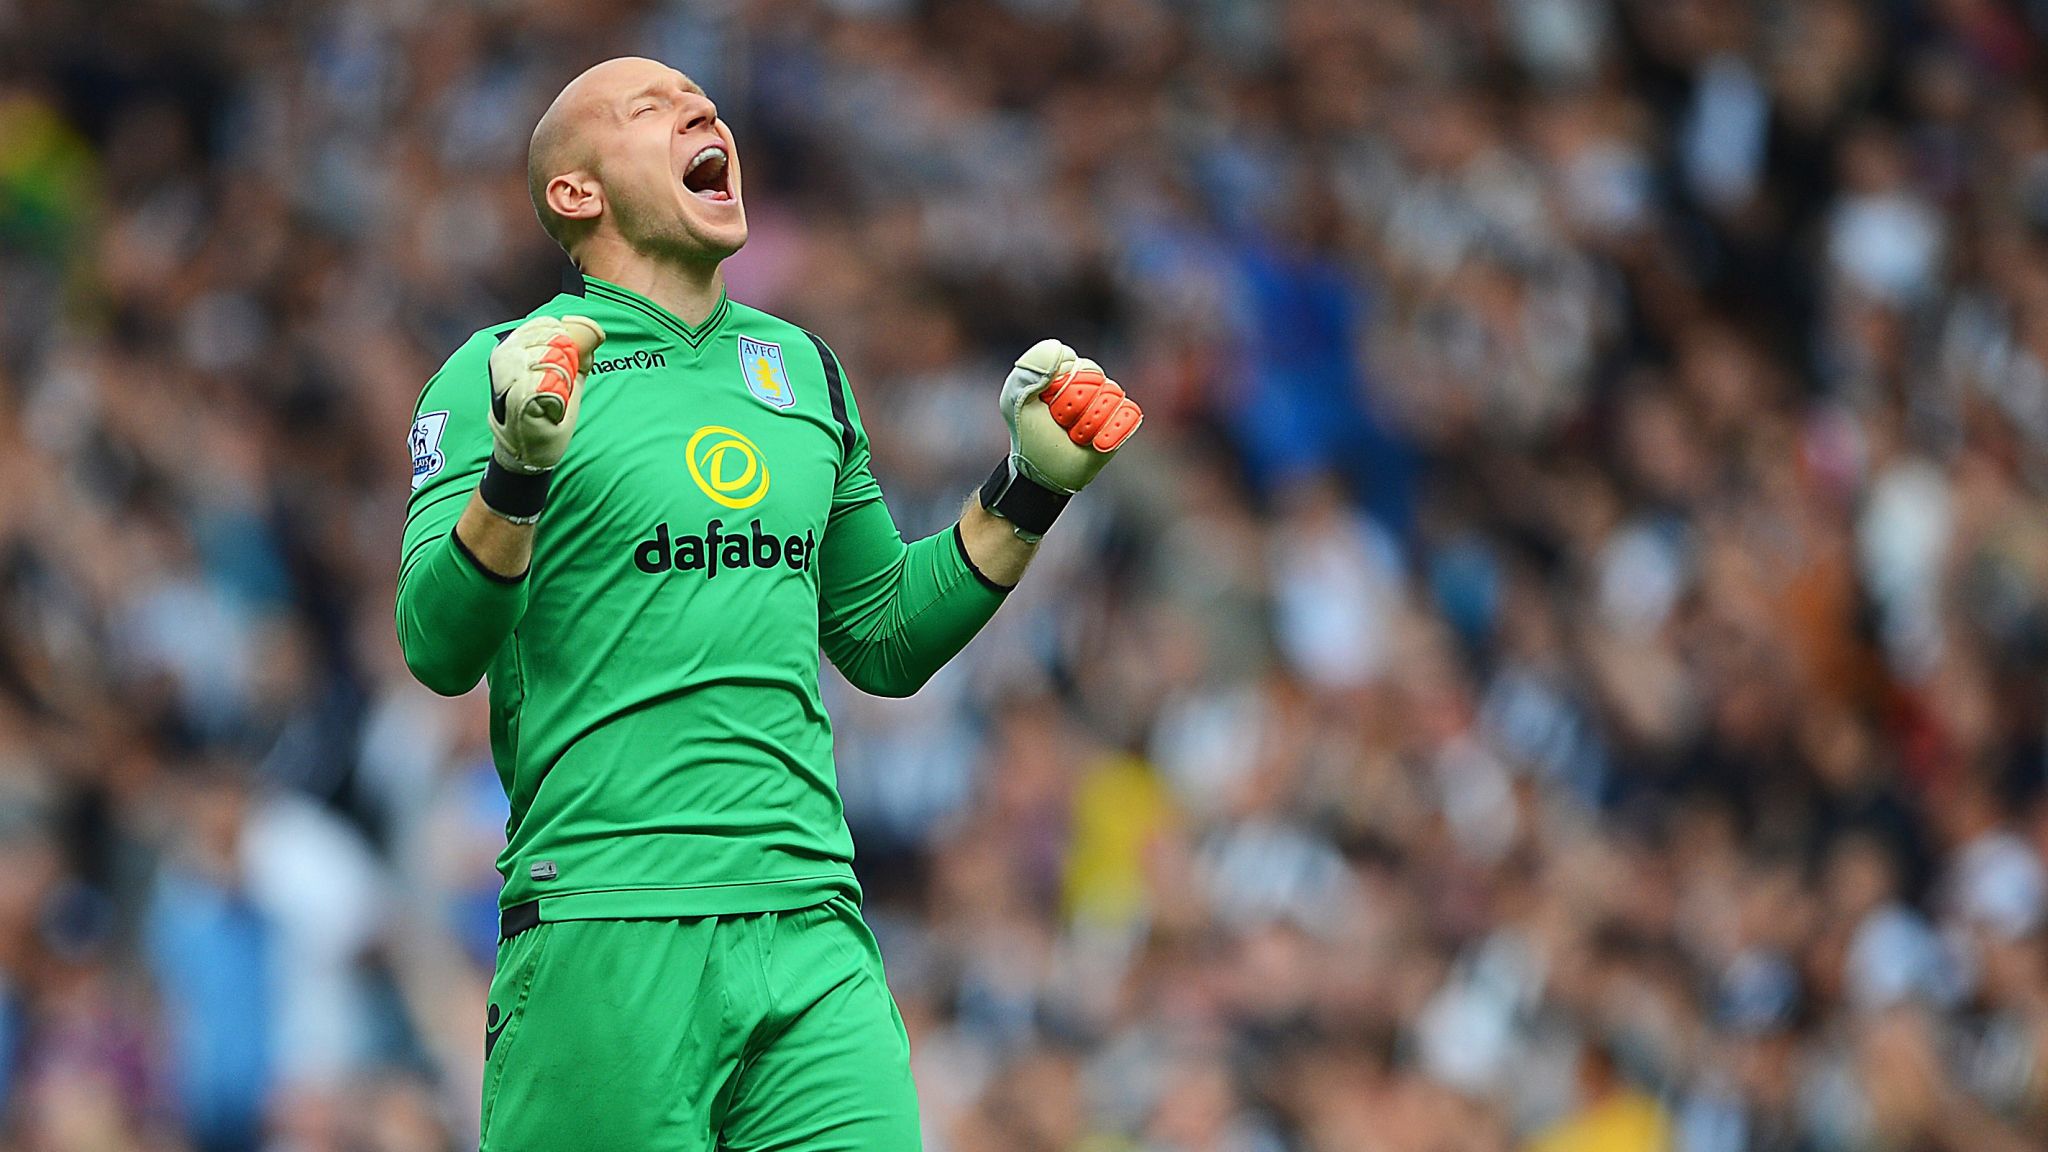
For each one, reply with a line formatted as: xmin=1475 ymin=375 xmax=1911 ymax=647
xmin=818 ymin=503 xmax=1006 ymax=697
xmin=813 ymin=340 xmax=1006 ymax=697
xmin=395 ymin=331 xmax=529 ymax=696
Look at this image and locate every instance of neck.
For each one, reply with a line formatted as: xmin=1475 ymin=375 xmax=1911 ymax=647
xmin=575 ymin=240 xmax=727 ymax=327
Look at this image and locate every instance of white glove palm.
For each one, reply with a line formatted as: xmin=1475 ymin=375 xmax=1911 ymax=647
xmin=487 ymin=316 xmax=606 ymax=473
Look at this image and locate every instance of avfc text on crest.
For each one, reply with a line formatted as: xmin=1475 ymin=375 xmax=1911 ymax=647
xmin=737 ymin=336 xmax=796 ymax=410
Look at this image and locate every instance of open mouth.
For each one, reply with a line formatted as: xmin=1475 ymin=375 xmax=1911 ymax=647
xmin=683 ymin=145 xmax=733 ymax=203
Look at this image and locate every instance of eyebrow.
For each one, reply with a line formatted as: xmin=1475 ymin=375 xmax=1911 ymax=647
xmin=621 ymin=75 xmax=705 ymax=107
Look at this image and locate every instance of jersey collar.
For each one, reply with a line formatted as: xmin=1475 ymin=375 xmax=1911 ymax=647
xmin=575 ymin=273 xmax=732 ymax=349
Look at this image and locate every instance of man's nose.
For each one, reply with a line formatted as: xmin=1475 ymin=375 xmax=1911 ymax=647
xmin=680 ymin=98 xmax=716 ymax=135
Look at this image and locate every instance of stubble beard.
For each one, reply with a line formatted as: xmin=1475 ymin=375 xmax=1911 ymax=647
xmin=627 ymin=203 xmax=740 ymax=271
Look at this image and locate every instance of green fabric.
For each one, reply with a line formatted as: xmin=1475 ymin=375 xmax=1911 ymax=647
xmin=819 ymin=506 xmax=1007 ymax=696
xmin=479 ymin=897 xmax=920 ymax=1151
xmin=395 ymin=278 xmax=1007 ymax=920
xmin=394 ymin=527 xmax=529 ymax=696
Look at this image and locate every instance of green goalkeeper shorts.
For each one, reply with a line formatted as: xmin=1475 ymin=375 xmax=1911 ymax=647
xmin=479 ymin=896 xmax=922 ymax=1151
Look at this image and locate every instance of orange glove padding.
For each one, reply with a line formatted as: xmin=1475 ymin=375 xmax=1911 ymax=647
xmin=1001 ymin=341 xmax=1142 ymax=495
xmin=1041 ymin=361 xmax=1143 ymax=452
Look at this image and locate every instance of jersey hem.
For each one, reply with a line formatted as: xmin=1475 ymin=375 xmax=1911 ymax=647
xmin=520 ymin=873 xmax=860 ymax=922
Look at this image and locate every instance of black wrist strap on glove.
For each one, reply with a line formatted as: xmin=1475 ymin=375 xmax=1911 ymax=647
xmin=979 ymin=458 xmax=1070 ymax=540
xmin=479 ymin=459 xmax=553 ymax=524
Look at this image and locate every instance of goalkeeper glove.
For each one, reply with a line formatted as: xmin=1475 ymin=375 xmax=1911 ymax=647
xmin=480 ymin=315 xmax=605 ymax=522
xmin=981 ymin=338 xmax=1143 ymax=540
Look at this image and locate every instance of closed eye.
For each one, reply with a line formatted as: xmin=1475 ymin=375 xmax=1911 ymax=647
xmin=631 ymin=104 xmax=659 ymax=118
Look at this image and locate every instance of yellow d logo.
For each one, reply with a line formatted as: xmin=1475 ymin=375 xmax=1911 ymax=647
xmin=686 ymin=425 xmax=770 ymax=509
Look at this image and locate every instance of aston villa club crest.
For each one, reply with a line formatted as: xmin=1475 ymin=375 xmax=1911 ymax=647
xmin=737 ymin=336 xmax=796 ymax=410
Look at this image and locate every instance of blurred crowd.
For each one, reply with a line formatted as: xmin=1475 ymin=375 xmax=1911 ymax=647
xmin=2 ymin=0 xmax=2048 ymax=1149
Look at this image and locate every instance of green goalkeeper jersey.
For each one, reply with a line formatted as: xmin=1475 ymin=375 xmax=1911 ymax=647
xmin=396 ymin=275 xmax=1007 ymax=922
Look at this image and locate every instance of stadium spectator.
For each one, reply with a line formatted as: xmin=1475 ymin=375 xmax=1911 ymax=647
xmin=0 ymin=0 xmax=2045 ymax=1149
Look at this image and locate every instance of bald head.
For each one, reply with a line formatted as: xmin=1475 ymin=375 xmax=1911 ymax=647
xmin=528 ymin=58 xmax=706 ymax=256
xmin=527 ymin=57 xmax=746 ymax=267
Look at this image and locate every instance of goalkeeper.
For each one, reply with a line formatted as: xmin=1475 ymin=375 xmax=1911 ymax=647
xmin=395 ymin=56 xmax=1140 ymax=1151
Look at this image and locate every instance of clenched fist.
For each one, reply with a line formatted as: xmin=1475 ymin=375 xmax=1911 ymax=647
xmin=1000 ymin=338 xmax=1142 ymax=495
xmin=488 ymin=315 xmax=606 ymax=474
xmin=980 ymin=338 xmax=1142 ymax=541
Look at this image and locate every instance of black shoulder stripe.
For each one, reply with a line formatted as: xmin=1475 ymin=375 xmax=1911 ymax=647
xmin=804 ymin=330 xmax=856 ymax=460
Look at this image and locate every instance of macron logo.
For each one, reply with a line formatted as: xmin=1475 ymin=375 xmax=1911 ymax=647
xmin=588 ymin=349 xmax=666 ymax=375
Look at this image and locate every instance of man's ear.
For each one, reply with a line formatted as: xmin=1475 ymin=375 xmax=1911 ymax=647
xmin=547 ymin=172 xmax=603 ymax=223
